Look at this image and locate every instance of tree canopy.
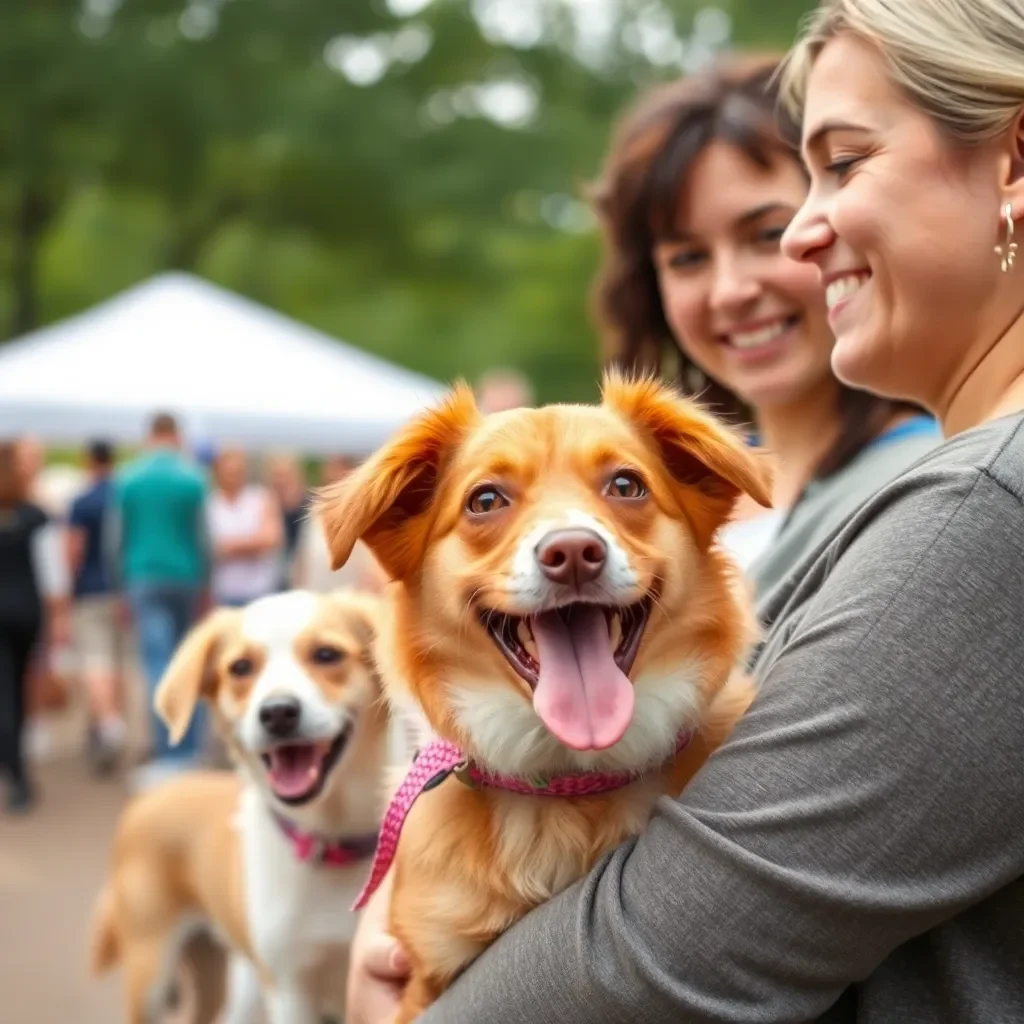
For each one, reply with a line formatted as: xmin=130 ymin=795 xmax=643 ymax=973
xmin=1 ymin=0 xmax=814 ymax=404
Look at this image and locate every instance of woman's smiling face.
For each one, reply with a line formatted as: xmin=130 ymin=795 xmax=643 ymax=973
xmin=652 ymin=140 xmax=836 ymax=413
xmin=782 ymin=33 xmax=1009 ymax=411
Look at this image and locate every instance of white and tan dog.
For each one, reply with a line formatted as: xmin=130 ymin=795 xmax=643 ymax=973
xmin=89 ymin=589 xmax=391 ymax=1024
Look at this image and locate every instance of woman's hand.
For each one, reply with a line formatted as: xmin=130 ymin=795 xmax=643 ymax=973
xmin=347 ymin=871 xmax=411 ymax=1024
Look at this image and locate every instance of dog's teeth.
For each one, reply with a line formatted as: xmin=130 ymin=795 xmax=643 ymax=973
xmin=523 ymin=636 xmax=538 ymax=661
xmin=609 ymin=614 xmax=622 ymax=650
xmin=307 ymin=766 xmax=319 ymax=782
xmin=516 ymin=620 xmax=538 ymax=661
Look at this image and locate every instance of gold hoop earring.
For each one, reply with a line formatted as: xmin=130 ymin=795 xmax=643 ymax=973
xmin=995 ymin=202 xmax=1017 ymax=273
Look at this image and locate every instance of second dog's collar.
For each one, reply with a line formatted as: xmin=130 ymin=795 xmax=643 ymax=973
xmin=272 ymin=813 xmax=379 ymax=868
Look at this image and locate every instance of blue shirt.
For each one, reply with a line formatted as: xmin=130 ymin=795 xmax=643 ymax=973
xmin=69 ymin=477 xmax=114 ymax=597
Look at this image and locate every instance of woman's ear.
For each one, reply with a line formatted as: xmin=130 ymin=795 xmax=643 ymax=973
xmin=998 ymin=108 xmax=1024 ymax=221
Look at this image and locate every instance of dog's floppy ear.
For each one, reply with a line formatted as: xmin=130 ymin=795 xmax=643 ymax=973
xmin=155 ymin=608 xmax=237 ymax=745
xmin=315 ymin=383 xmax=480 ymax=580
xmin=603 ymin=370 xmax=772 ymax=541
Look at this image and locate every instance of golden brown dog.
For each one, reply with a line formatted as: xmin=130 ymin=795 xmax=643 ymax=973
xmin=89 ymin=588 xmax=389 ymax=1024
xmin=317 ymin=372 xmax=771 ymax=1022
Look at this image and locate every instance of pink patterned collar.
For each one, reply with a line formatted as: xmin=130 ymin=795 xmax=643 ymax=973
xmin=352 ymin=731 xmax=692 ymax=910
xmin=272 ymin=812 xmax=379 ymax=868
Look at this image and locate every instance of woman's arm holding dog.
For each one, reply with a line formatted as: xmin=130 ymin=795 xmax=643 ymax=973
xmin=417 ymin=472 xmax=1024 ymax=1023
xmin=347 ymin=871 xmax=411 ymax=1024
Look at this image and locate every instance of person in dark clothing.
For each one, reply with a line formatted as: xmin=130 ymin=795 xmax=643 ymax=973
xmin=0 ymin=441 xmax=51 ymax=812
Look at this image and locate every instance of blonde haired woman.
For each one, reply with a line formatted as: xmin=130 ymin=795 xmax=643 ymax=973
xmin=347 ymin=3 xmax=1024 ymax=1020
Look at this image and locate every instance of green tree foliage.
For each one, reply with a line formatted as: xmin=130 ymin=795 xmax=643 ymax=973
xmin=1 ymin=0 xmax=814 ymax=404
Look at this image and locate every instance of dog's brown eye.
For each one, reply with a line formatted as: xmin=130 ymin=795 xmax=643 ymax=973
xmin=312 ymin=646 xmax=344 ymax=666
xmin=229 ymin=657 xmax=254 ymax=678
xmin=467 ymin=486 xmax=509 ymax=515
xmin=607 ymin=472 xmax=646 ymax=499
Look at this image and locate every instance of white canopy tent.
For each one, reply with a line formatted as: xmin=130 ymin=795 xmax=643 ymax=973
xmin=0 ymin=272 xmax=445 ymax=456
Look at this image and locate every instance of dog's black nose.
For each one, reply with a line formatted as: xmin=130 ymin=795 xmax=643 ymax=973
xmin=259 ymin=697 xmax=302 ymax=738
xmin=536 ymin=528 xmax=607 ymax=587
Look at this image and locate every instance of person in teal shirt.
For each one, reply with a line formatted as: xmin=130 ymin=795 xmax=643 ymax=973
xmin=111 ymin=412 xmax=209 ymax=784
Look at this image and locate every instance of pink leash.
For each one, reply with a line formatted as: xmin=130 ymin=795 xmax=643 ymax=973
xmin=352 ymin=731 xmax=691 ymax=910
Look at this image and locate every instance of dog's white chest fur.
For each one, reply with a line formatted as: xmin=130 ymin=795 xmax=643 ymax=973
xmin=239 ymin=786 xmax=362 ymax=982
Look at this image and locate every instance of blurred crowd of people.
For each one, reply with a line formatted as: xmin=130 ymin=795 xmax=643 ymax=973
xmin=0 ymin=419 xmax=382 ymax=811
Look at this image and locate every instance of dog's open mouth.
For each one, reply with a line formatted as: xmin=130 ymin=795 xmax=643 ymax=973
xmin=479 ymin=599 xmax=651 ymax=752
xmin=260 ymin=724 xmax=351 ymax=806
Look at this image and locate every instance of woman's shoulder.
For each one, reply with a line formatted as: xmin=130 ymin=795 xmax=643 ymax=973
xmin=828 ymin=412 xmax=1022 ymax=528
xmin=757 ymin=414 xmax=1024 ymax=634
xmin=908 ymin=412 xmax=1024 ymax=499
xmin=875 ymin=413 xmax=1024 ymax=542
xmin=863 ymin=412 xmax=1024 ymax=528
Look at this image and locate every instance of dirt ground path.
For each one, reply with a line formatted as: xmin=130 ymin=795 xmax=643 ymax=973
xmin=0 ymin=760 xmax=132 ymax=1023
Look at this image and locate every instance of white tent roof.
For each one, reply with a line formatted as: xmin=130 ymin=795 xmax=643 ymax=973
xmin=0 ymin=272 xmax=445 ymax=456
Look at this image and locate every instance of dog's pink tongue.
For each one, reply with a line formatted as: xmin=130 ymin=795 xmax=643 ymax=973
xmin=531 ymin=605 xmax=634 ymax=751
xmin=267 ymin=744 xmax=322 ymax=799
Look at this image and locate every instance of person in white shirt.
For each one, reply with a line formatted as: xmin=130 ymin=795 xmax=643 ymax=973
xmin=207 ymin=448 xmax=283 ymax=608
